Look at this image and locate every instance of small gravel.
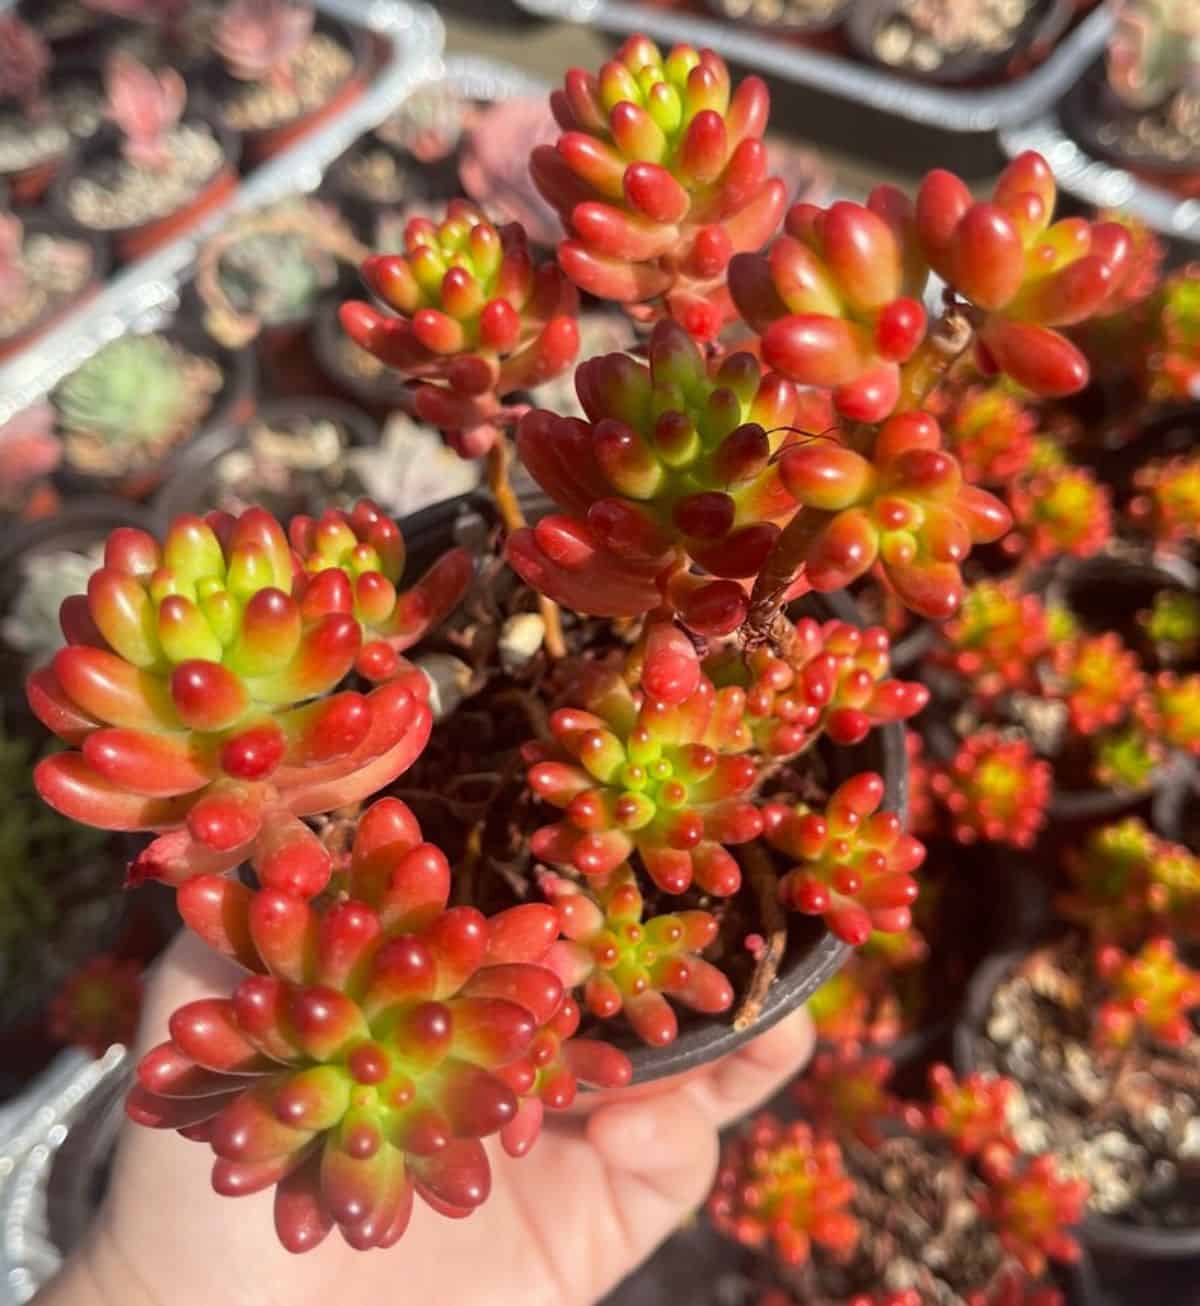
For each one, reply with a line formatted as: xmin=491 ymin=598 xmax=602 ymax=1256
xmin=65 ymin=125 xmax=225 ymax=230
xmin=973 ymin=945 xmax=1200 ymax=1227
xmin=220 ymin=33 xmax=353 ymax=132
xmin=873 ymin=0 xmax=1030 ymax=71
xmin=344 ymin=148 xmax=419 ymax=205
xmin=0 ymin=233 xmax=93 ymax=340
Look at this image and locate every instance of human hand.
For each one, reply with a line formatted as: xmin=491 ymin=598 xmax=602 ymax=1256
xmin=42 ymin=930 xmax=813 ymax=1306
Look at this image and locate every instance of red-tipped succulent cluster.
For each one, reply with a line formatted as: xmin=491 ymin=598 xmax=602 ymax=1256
xmin=915 ymin=153 xmax=1134 ymax=398
xmin=938 ymin=383 xmax=1036 ymax=489
xmin=1048 ymin=632 xmax=1146 ymax=736
xmin=507 ymin=320 xmax=813 ymax=634
xmin=29 ymin=502 xmax=469 ymax=887
xmin=540 ymin=864 xmax=732 ymax=1045
xmin=706 ymin=618 xmax=928 ymax=755
xmin=937 ymin=580 xmax=1051 ymax=698
xmin=763 ymin=772 xmax=925 ymax=945
xmin=708 ymin=1116 xmax=859 ymax=1266
xmin=533 ymin=36 xmax=786 ymax=340
xmin=730 ymin=195 xmax=927 ymax=422
xmin=341 ymin=202 xmax=580 ymax=456
xmin=525 ymin=656 xmax=761 ymax=896
xmin=1129 ymin=453 xmax=1200 ymax=553
xmin=1006 ymin=464 xmax=1113 ymax=563
xmin=1135 ymin=672 xmax=1200 ymax=757
xmin=931 ymin=731 xmax=1053 ymax=849
xmin=926 ymin=1063 xmax=1016 ymax=1168
xmin=792 ymin=1044 xmax=905 ymax=1145
xmin=978 ymin=1155 xmax=1087 ymax=1277
xmin=772 ymin=409 xmax=1012 ymax=620
xmin=133 ymin=799 xmax=631 ymax=1253
xmin=1094 ymin=937 xmax=1200 ymax=1050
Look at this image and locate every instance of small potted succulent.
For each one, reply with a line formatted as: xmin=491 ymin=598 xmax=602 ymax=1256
xmin=846 ymin=0 xmax=1075 ymax=85
xmin=193 ymin=196 xmax=367 ymax=390
xmin=51 ymin=50 xmax=238 ymax=262
xmin=957 ymin=817 xmax=1200 ymax=1280
xmin=23 ymin=34 xmax=1146 ymax=1264
xmin=710 ymin=1059 xmax=1090 ymax=1302
xmin=48 ymin=325 xmax=254 ymax=500
xmin=0 ymin=208 xmax=107 ymax=362
xmin=1063 ymin=0 xmax=1200 ymax=197
xmin=207 ymin=0 xmax=368 ymax=167
xmin=154 ymin=396 xmax=379 ymax=523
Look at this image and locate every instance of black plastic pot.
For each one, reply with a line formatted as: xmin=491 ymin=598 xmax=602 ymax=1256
xmin=151 ymin=396 xmax=379 ymax=529
xmin=311 ymin=292 xmax=414 ymax=419
xmin=51 ymin=318 xmax=257 ymax=504
xmin=955 ymin=948 xmax=1200 ymax=1292
xmin=399 ymin=490 xmax=909 ymax=1086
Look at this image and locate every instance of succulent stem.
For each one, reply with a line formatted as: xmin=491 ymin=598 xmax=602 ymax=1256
xmin=733 ymin=839 xmax=787 ymax=1032
xmin=897 ymin=299 xmax=976 ymax=412
xmin=486 ymin=437 xmax=566 ymax=659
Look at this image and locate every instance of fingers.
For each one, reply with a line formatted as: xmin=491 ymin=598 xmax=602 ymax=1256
xmin=587 ymin=1084 xmax=720 ymax=1226
xmin=684 ymin=1005 xmax=815 ymax=1131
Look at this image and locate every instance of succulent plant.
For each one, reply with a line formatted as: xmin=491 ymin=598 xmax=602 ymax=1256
xmin=376 ymin=80 xmax=468 ymax=164
xmin=1046 ymin=632 xmax=1146 ymax=736
xmin=341 ymin=201 xmax=580 ymax=457
xmin=1091 ymin=724 xmax=1164 ymax=791
xmin=1139 ymin=589 xmax=1200 ymax=662
xmin=730 ymin=194 xmax=928 ymax=422
xmin=1129 ymin=452 xmax=1200 ymax=551
xmin=507 ymin=321 xmax=816 ymax=633
xmin=132 ymin=797 xmax=627 ymax=1252
xmin=705 ymin=619 xmax=929 ymax=755
xmin=0 ymin=15 xmax=51 ymax=117
xmin=1145 ymin=264 xmax=1200 ymax=403
xmin=931 ymin=731 xmax=1052 ymax=849
xmin=533 ymin=36 xmax=787 ymax=340
xmin=1107 ymin=0 xmax=1200 ymax=112
xmin=525 ymin=655 xmax=762 ymax=896
xmin=54 ymin=333 xmax=220 ymax=470
xmin=1007 ymin=464 xmax=1112 ymax=563
xmin=773 ymin=409 xmax=1012 ymax=620
xmin=1134 ymin=670 xmax=1200 ymax=755
xmin=926 ymin=1063 xmax=1017 ymax=1166
xmin=540 ymin=864 xmax=733 ymax=1045
xmin=214 ymin=0 xmax=314 ymax=85
xmin=937 ymin=580 xmax=1051 ymax=699
xmin=792 ymin=1044 xmax=904 ymax=1145
xmin=939 ymin=382 xmax=1036 ymax=487
xmin=977 ymin=1154 xmax=1087 ymax=1278
xmin=762 ymin=772 xmax=925 ymax=945
xmin=49 ymin=953 xmax=143 ymax=1055
xmin=806 ymin=925 xmax=928 ymax=1045
xmin=1094 ymin=936 xmax=1200 ymax=1049
xmin=708 ymin=1115 xmax=859 ymax=1266
xmin=29 ymin=502 xmax=471 ymax=886
xmin=967 ymin=1268 xmax=1065 ymax=1306
xmin=1059 ymin=817 xmax=1200 ymax=944
xmin=105 ymin=51 xmax=186 ymax=171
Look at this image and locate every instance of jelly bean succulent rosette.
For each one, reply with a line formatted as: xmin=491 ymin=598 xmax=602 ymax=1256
xmin=25 ymin=30 xmax=1159 ymax=1269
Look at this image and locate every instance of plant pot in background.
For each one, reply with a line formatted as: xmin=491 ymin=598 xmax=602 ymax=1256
xmin=206 ymin=14 xmax=370 ymax=169
xmin=48 ymin=121 xmax=241 ymax=263
xmin=956 ymin=950 xmax=1200 ymax=1297
xmin=50 ymin=321 xmax=257 ymax=504
xmin=703 ymin=0 xmax=852 ymax=38
xmin=152 ymin=396 xmax=378 ymax=527
xmin=1060 ymin=64 xmax=1200 ymax=199
xmin=399 ymin=490 xmax=910 ymax=1087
